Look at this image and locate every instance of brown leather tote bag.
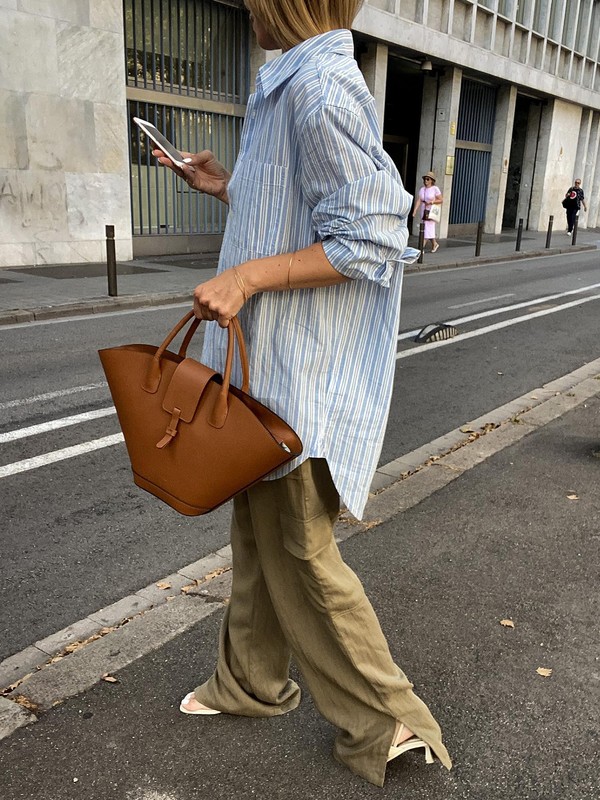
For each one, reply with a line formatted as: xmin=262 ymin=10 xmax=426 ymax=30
xmin=98 ymin=311 xmax=302 ymax=515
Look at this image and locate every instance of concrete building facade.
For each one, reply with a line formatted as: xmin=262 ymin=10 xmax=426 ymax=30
xmin=1 ymin=0 xmax=599 ymax=267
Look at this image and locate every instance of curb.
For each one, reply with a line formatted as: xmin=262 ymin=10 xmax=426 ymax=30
xmin=1 ymin=359 xmax=599 ymax=740
xmin=0 ymin=292 xmax=193 ymax=327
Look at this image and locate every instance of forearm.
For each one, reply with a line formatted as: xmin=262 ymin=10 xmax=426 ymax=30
xmin=236 ymin=243 xmax=350 ymax=296
xmin=193 ymin=242 xmax=349 ymax=327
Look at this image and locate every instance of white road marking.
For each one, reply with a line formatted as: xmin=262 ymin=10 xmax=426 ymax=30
xmin=0 ymin=407 xmax=115 ymax=443
xmin=0 ymin=434 xmax=124 ymax=479
xmin=448 ymin=293 xmax=515 ymax=309
xmin=398 ymin=281 xmax=600 ymax=341
xmin=0 ymin=383 xmax=107 ymax=411
xmin=396 ymin=292 xmax=600 ymax=359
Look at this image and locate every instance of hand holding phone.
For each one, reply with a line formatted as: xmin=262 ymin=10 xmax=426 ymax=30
xmin=134 ymin=119 xmax=231 ymax=204
xmin=133 ymin=117 xmax=193 ymax=169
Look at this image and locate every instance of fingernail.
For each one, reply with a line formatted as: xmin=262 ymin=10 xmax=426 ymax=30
xmin=183 ymin=158 xmax=193 ymax=163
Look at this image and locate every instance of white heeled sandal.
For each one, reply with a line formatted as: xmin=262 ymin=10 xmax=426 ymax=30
xmin=179 ymin=692 xmax=221 ymax=715
xmin=387 ymin=723 xmax=435 ymax=764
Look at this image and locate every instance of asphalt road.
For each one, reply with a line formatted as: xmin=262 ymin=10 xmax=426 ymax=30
xmin=1 ymin=251 xmax=599 ymax=661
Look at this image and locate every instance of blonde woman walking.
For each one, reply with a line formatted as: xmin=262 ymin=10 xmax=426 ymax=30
xmin=156 ymin=0 xmax=451 ymax=787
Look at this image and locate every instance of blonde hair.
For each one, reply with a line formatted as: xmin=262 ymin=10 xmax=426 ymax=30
xmin=246 ymin=0 xmax=363 ymax=51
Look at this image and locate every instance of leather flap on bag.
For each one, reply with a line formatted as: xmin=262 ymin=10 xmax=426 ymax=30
xmin=156 ymin=358 xmax=220 ymax=449
xmin=162 ymin=358 xmax=219 ymax=422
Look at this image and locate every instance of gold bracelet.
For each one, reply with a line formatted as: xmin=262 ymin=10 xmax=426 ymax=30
xmin=232 ymin=266 xmax=248 ymax=302
xmin=287 ymin=252 xmax=295 ymax=291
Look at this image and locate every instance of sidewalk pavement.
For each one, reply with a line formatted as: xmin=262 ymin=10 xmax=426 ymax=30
xmin=1 ymin=366 xmax=599 ymax=799
xmin=0 ymin=226 xmax=598 ymax=325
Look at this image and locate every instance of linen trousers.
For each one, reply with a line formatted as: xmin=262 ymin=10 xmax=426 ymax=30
xmin=194 ymin=458 xmax=451 ymax=786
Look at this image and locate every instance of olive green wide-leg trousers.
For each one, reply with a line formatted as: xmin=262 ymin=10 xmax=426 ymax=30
xmin=194 ymin=459 xmax=451 ymax=787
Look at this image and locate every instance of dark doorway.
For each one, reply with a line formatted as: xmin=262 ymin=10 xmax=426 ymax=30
xmin=502 ymin=96 xmax=532 ymax=229
xmin=383 ymin=55 xmax=424 ymax=200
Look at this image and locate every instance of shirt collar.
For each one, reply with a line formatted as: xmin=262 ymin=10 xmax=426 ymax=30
xmin=256 ymin=29 xmax=354 ymax=98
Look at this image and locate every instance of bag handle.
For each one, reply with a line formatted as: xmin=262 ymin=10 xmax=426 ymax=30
xmin=177 ymin=315 xmax=250 ymax=397
xmin=177 ymin=316 xmax=201 ymax=357
xmin=142 ymin=311 xmax=250 ymax=399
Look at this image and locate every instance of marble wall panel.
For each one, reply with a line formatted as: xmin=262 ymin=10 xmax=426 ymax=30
xmin=17 ymin=0 xmax=89 ymax=25
xmin=0 ymin=10 xmax=58 ymax=93
xmin=56 ymin=23 xmax=126 ymax=106
xmin=0 ymin=169 xmax=69 ymax=244
xmin=0 ymin=90 xmax=29 ymax=170
xmin=0 ymin=2 xmax=133 ymax=267
xmin=89 ymin=0 xmax=123 ymax=34
xmin=0 ymin=242 xmax=36 ymax=267
xmin=65 ymin=172 xmax=131 ymax=242
xmin=94 ymin=103 xmax=129 ymax=174
xmin=110 ymin=237 xmax=133 ymax=262
xmin=34 ymin=238 xmax=104 ymax=265
xmin=25 ymin=94 xmax=96 ymax=172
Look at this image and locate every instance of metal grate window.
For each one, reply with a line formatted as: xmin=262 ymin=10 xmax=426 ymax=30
xmin=128 ymin=99 xmax=243 ymax=235
xmin=123 ymin=0 xmax=249 ymax=238
xmin=125 ymin=0 xmax=248 ymax=102
xmin=451 ymin=80 xmax=496 ymax=225
xmin=456 ymin=81 xmax=496 ymax=144
xmin=449 ymin=149 xmax=492 ymax=224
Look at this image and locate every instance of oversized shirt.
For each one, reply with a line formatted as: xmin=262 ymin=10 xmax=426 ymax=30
xmin=202 ymin=29 xmax=417 ymax=519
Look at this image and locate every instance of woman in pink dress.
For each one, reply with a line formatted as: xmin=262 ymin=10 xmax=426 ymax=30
xmin=412 ymin=171 xmax=443 ymax=252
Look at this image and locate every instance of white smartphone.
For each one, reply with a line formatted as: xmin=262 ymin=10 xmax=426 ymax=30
xmin=133 ymin=117 xmax=193 ymax=169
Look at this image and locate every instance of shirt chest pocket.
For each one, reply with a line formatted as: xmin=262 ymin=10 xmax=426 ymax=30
xmin=228 ymin=160 xmax=289 ymax=257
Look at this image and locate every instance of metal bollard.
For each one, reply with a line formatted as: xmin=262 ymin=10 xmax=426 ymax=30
xmin=515 ymin=218 xmax=524 ymax=251
xmin=572 ymin=216 xmax=578 ymax=245
xmin=545 ymin=215 xmax=553 ymax=249
xmin=418 ymin=221 xmax=425 ymax=264
xmin=475 ymin=221 xmax=484 ymax=256
xmin=106 ymin=225 xmax=118 ymax=297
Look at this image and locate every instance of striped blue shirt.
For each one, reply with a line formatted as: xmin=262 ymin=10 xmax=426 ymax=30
xmin=202 ymin=29 xmax=417 ymax=519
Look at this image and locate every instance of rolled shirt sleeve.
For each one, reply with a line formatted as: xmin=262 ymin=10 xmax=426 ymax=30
xmin=299 ymin=103 xmax=416 ymax=285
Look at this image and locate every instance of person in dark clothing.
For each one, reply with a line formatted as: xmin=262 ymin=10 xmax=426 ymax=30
xmin=564 ymin=179 xmax=587 ymax=234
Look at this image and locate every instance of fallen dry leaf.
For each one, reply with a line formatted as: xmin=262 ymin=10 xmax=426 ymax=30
xmin=460 ymin=426 xmax=475 ymax=434
xmin=156 ymin=581 xmax=171 ymax=590
xmin=481 ymin=422 xmax=499 ymax=433
xmin=536 ymin=667 xmax=553 ymax=677
xmin=12 ymin=694 xmax=40 ymax=712
xmin=101 ymin=674 xmax=118 ymax=683
xmin=500 ymin=619 xmax=515 ymax=628
xmin=181 ymin=584 xmax=194 ymax=594
xmin=204 ymin=568 xmax=228 ymax=581
xmin=566 ymin=493 xmax=579 ymax=501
